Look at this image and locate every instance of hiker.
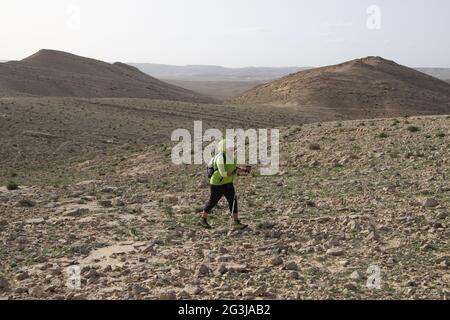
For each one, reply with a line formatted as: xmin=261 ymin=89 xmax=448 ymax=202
xmin=200 ymin=139 xmax=249 ymax=230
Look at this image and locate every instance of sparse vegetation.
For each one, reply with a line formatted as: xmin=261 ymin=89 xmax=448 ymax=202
xmin=407 ymin=125 xmax=421 ymax=133
xmin=308 ymin=143 xmax=321 ymax=151
xmin=6 ymin=181 xmax=19 ymax=190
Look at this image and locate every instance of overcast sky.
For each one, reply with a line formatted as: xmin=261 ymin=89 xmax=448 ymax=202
xmin=1 ymin=0 xmax=449 ymax=68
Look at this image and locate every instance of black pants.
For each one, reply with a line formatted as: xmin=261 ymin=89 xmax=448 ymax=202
xmin=204 ymin=184 xmax=238 ymax=215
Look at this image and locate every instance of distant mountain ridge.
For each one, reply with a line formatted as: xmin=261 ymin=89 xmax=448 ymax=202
xmin=0 ymin=50 xmax=214 ymax=102
xmin=128 ymin=63 xmax=309 ymax=81
xmin=416 ymin=68 xmax=450 ymax=81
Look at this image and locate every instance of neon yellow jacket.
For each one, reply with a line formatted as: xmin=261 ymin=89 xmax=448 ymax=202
xmin=210 ymin=140 xmax=237 ymax=186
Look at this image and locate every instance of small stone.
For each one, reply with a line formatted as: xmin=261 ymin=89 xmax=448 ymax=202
xmin=98 ymin=200 xmax=113 ymax=208
xmin=216 ymin=264 xmax=228 ymax=275
xmin=160 ymin=291 xmax=177 ymax=300
xmin=196 ymin=264 xmax=211 ymax=277
xmin=326 ymin=247 xmax=345 ymax=256
xmin=339 ymin=260 xmax=350 ymax=267
xmin=15 ymin=287 xmax=29 ymax=294
xmin=112 ymin=199 xmax=125 ymax=207
xmin=218 ymin=247 xmax=229 ymax=254
xmin=184 ymin=285 xmax=203 ymax=296
xmin=16 ymin=272 xmax=30 ymax=281
xmin=226 ymin=264 xmax=248 ymax=273
xmin=0 ymin=276 xmax=9 ymax=291
xmin=177 ymin=290 xmax=191 ymax=299
xmin=437 ymin=212 xmax=448 ymax=220
xmin=270 ymin=256 xmax=284 ymax=266
xmin=131 ymin=284 xmax=149 ymax=295
xmin=405 ymin=288 xmax=416 ymax=295
xmin=348 ymin=220 xmax=360 ymax=231
xmin=100 ymin=186 xmax=116 ymax=193
xmin=142 ymin=244 xmax=156 ymax=254
xmin=16 ymin=199 xmax=36 ymax=208
xmin=349 ymin=270 xmax=365 ymax=281
xmin=253 ymin=285 xmax=268 ymax=297
xmin=64 ymin=208 xmax=89 ymax=217
xmin=25 ymin=218 xmax=45 ymax=225
xmin=29 ymin=286 xmax=46 ymax=298
xmin=289 ymin=271 xmax=300 ymax=279
xmin=422 ymin=198 xmax=439 ymax=208
xmin=421 ymin=243 xmax=436 ymax=251
xmin=344 ymin=283 xmax=358 ymax=291
xmin=103 ymin=265 xmax=113 ymax=273
xmin=216 ymin=255 xmax=233 ymax=263
xmin=284 ymin=261 xmax=299 ymax=271
xmin=85 ymin=269 xmax=98 ymax=279
xmin=438 ymin=260 xmax=448 ymax=270
xmin=163 ymin=195 xmax=178 ymax=205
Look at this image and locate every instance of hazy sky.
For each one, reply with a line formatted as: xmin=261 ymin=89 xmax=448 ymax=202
xmin=1 ymin=0 xmax=449 ymax=67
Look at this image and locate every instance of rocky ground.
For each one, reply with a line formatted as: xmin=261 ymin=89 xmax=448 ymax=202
xmin=0 ymin=115 xmax=449 ymax=300
xmin=0 ymin=97 xmax=307 ymax=186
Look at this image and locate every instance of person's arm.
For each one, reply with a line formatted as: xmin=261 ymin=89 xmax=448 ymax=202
xmin=217 ymin=155 xmax=236 ymax=177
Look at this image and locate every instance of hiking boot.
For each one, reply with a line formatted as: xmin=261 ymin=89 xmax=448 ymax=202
xmin=200 ymin=218 xmax=212 ymax=229
xmin=233 ymin=220 xmax=248 ymax=230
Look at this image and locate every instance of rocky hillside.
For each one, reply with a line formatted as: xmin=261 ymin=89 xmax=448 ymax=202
xmin=0 ymin=50 xmax=214 ymax=103
xmin=231 ymin=57 xmax=450 ymax=121
xmin=0 ymin=115 xmax=448 ymax=300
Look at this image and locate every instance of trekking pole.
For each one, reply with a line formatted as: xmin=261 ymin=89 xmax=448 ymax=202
xmin=231 ymin=195 xmax=237 ymax=217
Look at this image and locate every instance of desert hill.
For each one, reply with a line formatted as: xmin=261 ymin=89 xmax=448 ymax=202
xmin=231 ymin=57 xmax=450 ymax=121
xmin=0 ymin=50 xmax=214 ymax=103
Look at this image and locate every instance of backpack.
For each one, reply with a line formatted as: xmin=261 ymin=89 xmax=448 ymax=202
xmin=207 ymin=153 xmax=226 ymax=179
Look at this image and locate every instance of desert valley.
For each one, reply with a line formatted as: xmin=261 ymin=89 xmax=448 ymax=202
xmin=0 ymin=49 xmax=449 ymax=300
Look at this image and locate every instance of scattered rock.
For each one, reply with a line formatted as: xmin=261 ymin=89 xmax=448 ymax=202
xmin=131 ymin=284 xmax=149 ymax=295
xmin=16 ymin=271 xmax=30 ymax=281
xmin=112 ymin=199 xmax=125 ymax=207
xmin=344 ymin=283 xmax=358 ymax=291
xmin=177 ymin=290 xmax=191 ymax=299
xmin=64 ymin=208 xmax=89 ymax=217
xmin=100 ymin=186 xmax=116 ymax=193
xmin=184 ymin=285 xmax=203 ymax=296
xmin=284 ymin=261 xmax=299 ymax=271
xmin=16 ymin=199 xmax=36 ymax=207
xmin=98 ymin=200 xmax=113 ymax=208
xmin=350 ymin=270 xmax=365 ymax=281
xmin=438 ymin=260 xmax=448 ymax=270
xmin=25 ymin=218 xmax=45 ymax=225
xmin=0 ymin=276 xmax=9 ymax=291
xmin=216 ymin=255 xmax=233 ymax=263
xmin=29 ymin=286 xmax=46 ymax=298
xmin=422 ymin=198 xmax=439 ymax=208
xmin=226 ymin=264 xmax=248 ymax=273
xmin=326 ymin=247 xmax=345 ymax=256
xmin=253 ymin=285 xmax=268 ymax=297
xmin=163 ymin=195 xmax=178 ymax=205
xmin=159 ymin=290 xmax=177 ymax=300
xmin=216 ymin=264 xmax=228 ymax=275
xmin=196 ymin=264 xmax=211 ymax=277
xmin=437 ymin=212 xmax=448 ymax=220
xmin=217 ymin=246 xmax=229 ymax=254
xmin=270 ymin=256 xmax=284 ymax=266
